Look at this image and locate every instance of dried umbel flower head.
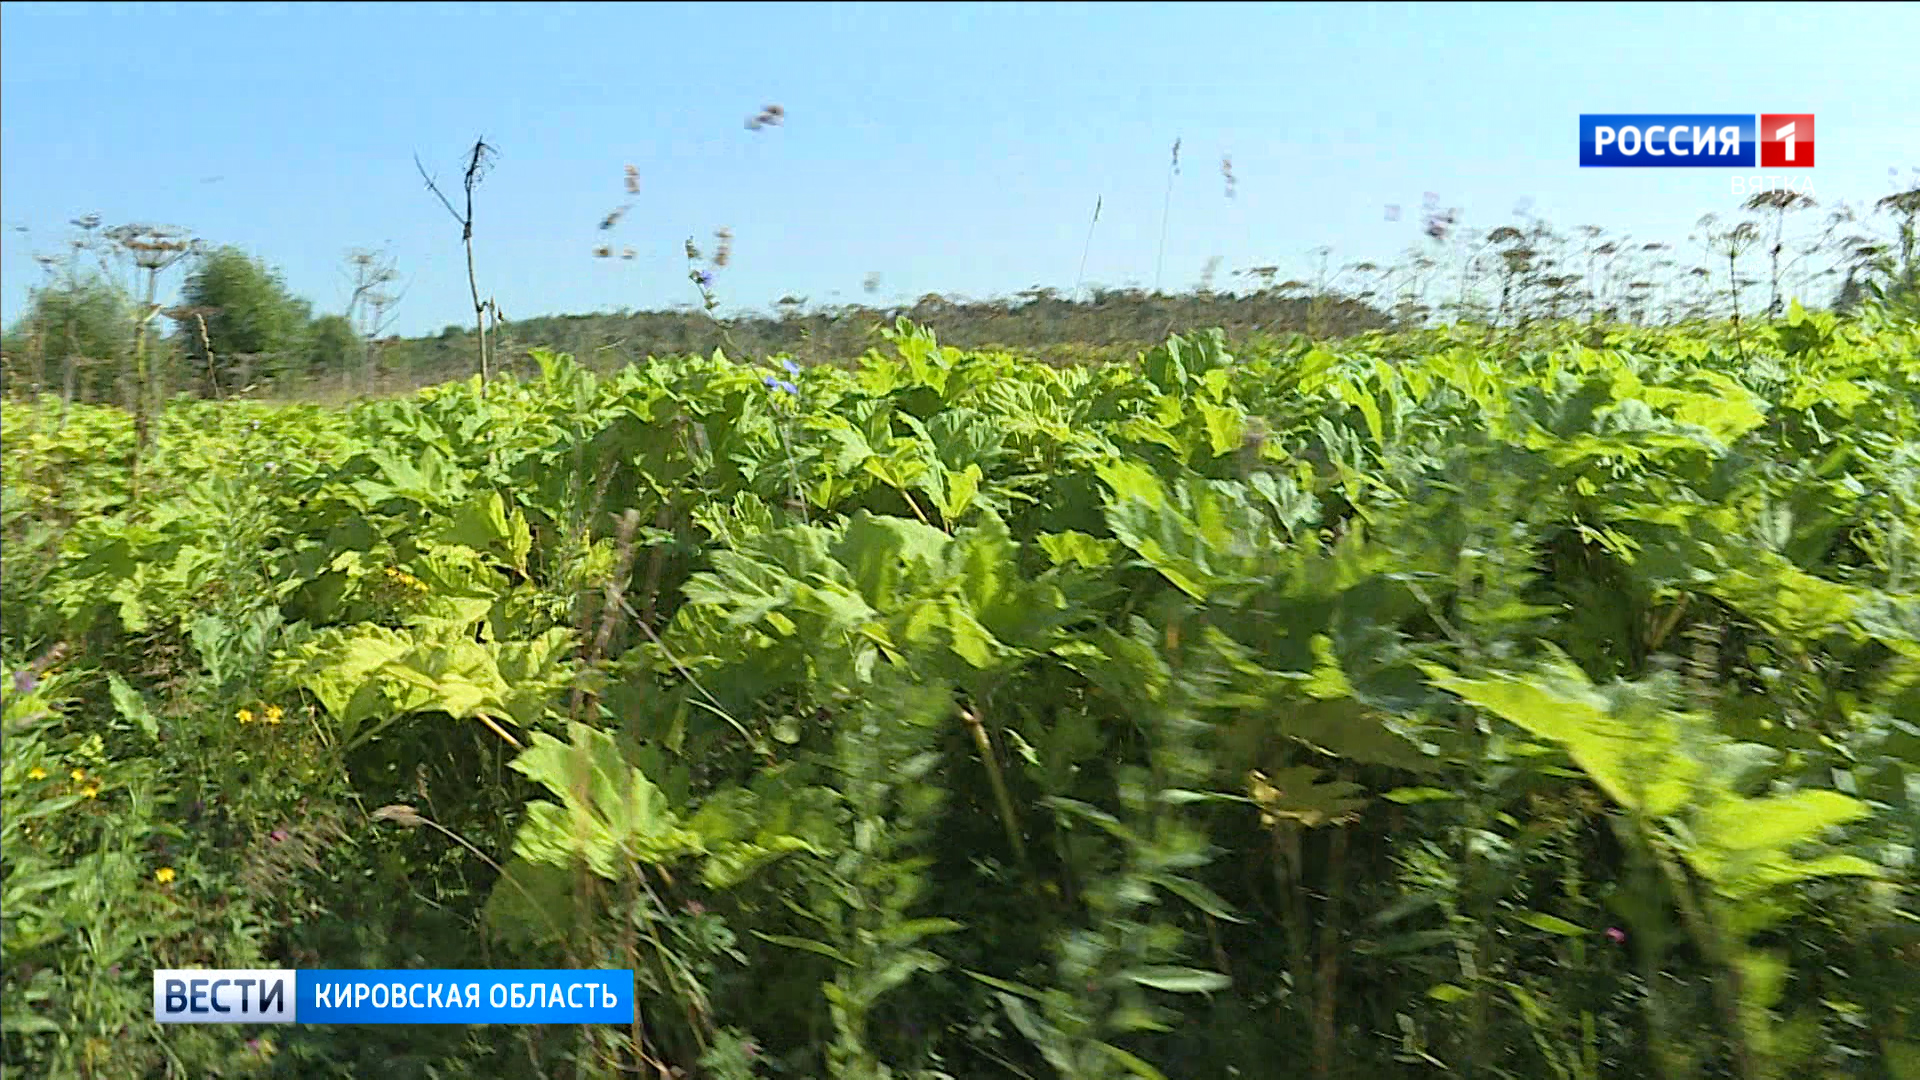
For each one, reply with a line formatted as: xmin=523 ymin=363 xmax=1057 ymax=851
xmin=1744 ymin=188 xmax=1816 ymax=212
xmin=105 ymin=223 xmax=198 ymax=270
xmin=713 ymin=227 xmax=733 ymax=268
xmin=1878 ymin=186 xmax=1920 ymax=216
xmin=624 ymin=164 xmax=640 ymax=195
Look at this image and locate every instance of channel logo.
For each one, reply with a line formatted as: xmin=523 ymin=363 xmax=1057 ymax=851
xmin=153 ymin=970 xmax=295 ymax=1024
xmin=155 ymin=969 xmax=637 ymax=1025
xmin=1579 ymin=114 xmax=1813 ymax=168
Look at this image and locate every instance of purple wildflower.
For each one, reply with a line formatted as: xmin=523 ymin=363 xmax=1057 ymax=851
xmin=781 ymin=359 xmax=800 ymax=378
xmin=1606 ymin=926 xmax=1627 ymax=945
xmin=695 ymin=270 xmax=714 ymax=288
xmin=762 ymin=375 xmax=798 ymax=395
xmin=11 ymin=669 xmax=37 ymax=695
xmin=270 ymin=829 xmax=289 ymax=844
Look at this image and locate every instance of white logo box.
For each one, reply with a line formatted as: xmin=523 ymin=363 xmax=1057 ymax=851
xmin=154 ymin=969 xmax=296 ymax=1024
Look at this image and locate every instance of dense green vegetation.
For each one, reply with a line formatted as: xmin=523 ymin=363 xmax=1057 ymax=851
xmin=5 ymin=303 xmax=1917 ymax=1078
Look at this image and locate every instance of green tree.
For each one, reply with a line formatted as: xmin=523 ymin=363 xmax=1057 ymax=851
xmin=180 ymin=245 xmax=313 ymax=383
xmin=303 ymin=313 xmax=362 ymax=377
xmin=1 ymin=273 xmax=134 ymax=399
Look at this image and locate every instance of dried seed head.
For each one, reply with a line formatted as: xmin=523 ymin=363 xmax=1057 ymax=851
xmin=685 ymin=238 xmax=701 ymax=262
xmin=624 ymin=164 xmax=640 ymax=195
xmin=372 ymin=804 xmax=427 ymax=828
xmin=713 ymin=227 xmax=733 ymax=268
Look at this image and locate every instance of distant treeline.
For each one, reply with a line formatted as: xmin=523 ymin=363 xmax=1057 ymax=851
xmin=2 ymin=274 xmax=1392 ymax=404
xmin=399 ymin=287 xmax=1393 ymax=382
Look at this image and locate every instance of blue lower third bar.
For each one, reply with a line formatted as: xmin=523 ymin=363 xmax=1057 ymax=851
xmin=155 ymin=969 xmax=635 ymax=1024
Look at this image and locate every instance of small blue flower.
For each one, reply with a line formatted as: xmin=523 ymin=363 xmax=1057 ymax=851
xmin=761 ymin=375 xmax=799 ymax=395
xmin=781 ymin=359 xmax=801 ymax=377
xmin=695 ymin=270 xmax=714 ymax=288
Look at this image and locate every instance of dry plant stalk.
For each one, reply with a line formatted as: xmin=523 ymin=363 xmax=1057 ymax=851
xmin=415 ymin=137 xmax=497 ymax=390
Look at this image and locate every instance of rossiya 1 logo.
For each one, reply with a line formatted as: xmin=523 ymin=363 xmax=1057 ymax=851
xmin=1579 ymin=114 xmax=1814 ymax=168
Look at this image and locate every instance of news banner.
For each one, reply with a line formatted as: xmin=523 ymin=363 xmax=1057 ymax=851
xmin=154 ymin=970 xmax=635 ymax=1025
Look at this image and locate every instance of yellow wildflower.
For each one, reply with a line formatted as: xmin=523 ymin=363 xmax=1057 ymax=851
xmin=264 ymin=704 xmax=284 ymax=724
xmin=28 ymin=766 xmax=47 ymax=780
xmin=82 ymin=784 xmax=100 ymax=799
xmin=70 ymin=768 xmax=87 ymax=782
xmin=237 ymin=708 xmax=254 ymax=724
xmin=155 ymin=867 xmax=176 ymax=884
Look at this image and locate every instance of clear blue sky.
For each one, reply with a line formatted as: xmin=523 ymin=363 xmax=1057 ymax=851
xmin=3 ymin=1 xmax=1915 ymax=336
